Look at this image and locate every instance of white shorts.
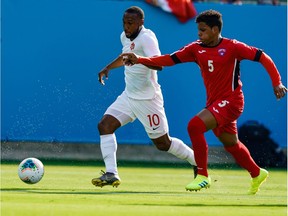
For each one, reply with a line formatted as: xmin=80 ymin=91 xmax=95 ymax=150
xmin=105 ymin=91 xmax=169 ymax=139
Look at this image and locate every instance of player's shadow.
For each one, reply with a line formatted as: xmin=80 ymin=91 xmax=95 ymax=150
xmin=131 ymin=203 xmax=287 ymax=207
xmin=0 ymin=188 xmax=160 ymax=195
xmin=2 ymin=188 xmax=285 ymax=207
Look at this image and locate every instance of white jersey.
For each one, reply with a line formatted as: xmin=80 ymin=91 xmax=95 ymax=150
xmin=121 ymin=26 xmax=161 ymax=100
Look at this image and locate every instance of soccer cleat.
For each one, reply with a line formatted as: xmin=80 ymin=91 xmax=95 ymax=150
xmin=91 ymin=170 xmax=121 ymax=188
xmin=185 ymin=174 xmax=211 ymax=191
xmin=248 ymin=168 xmax=269 ymax=195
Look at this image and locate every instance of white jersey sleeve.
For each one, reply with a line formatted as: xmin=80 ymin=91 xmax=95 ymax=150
xmin=141 ymin=31 xmax=161 ymax=57
xmin=121 ymin=26 xmax=162 ymax=100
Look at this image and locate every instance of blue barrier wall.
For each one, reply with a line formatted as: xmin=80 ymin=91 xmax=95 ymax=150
xmin=2 ymin=0 xmax=287 ymax=146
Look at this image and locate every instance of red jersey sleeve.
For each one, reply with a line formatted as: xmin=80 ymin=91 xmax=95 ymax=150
xmin=138 ymin=42 xmax=197 ymax=66
xmin=259 ymin=52 xmax=282 ymax=87
xmin=171 ymin=42 xmax=197 ymax=63
xmin=234 ymin=40 xmax=281 ymax=87
xmin=234 ymin=40 xmax=260 ymax=61
xmin=138 ymin=54 xmax=175 ymax=66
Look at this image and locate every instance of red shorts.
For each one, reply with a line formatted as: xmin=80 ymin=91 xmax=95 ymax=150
xmin=206 ymin=91 xmax=244 ymax=137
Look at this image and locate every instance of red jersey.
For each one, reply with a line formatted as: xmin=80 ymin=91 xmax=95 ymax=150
xmin=171 ymin=38 xmax=261 ymax=106
xmin=138 ymin=37 xmax=282 ymax=107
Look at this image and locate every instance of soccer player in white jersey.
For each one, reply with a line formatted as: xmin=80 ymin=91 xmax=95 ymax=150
xmin=92 ymin=6 xmax=197 ymax=188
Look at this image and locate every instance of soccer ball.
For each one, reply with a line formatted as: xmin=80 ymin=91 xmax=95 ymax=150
xmin=18 ymin=158 xmax=44 ymax=184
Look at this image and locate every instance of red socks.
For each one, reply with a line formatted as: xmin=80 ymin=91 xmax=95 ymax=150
xmin=187 ymin=116 xmax=208 ymax=177
xmin=225 ymin=142 xmax=260 ymax=178
xmin=188 ymin=116 xmax=260 ymax=178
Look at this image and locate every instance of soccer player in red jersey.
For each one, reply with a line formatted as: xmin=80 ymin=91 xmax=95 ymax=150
xmin=121 ymin=9 xmax=287 ymax=194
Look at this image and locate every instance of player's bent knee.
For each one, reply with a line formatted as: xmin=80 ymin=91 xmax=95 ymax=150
xmin=151 ymin=134 xmax=171 ymax=151
xmin=154 ymin=142 xmax=169 ymax=151
xmin=152 ymin=139 xmax=170 ymax=151
xmin=187 ymin=116 xmax=207 ymax=136
xmin=187 ymin=117 xmax=199 ymax=135
xmin=98 ymin=121 xmax=113 ymax=134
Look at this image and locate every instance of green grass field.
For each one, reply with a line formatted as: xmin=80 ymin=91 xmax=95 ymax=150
xmin=1 ymin=163 xmax=287 ymax=216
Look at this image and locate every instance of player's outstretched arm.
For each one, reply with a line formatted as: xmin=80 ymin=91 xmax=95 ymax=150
xmin=98 ymin=55 xmax=124 ymax=85
xmin=259 ymin=52 xmax=287 ymax=100
xmin=121 ymin=53 xmax=176 ymax=67
xmin=122 ymin=53 xmax=163 ymax=71
xmin=145 ymin=64 xmax=163 ymax=71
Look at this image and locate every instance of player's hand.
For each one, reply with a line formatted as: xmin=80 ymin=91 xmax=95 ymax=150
xmin=274 ymin=83 xmax=287 ymax=100
xmin=122 ymin=55 xmax=134 ymax=66
xmin=121 ymin=53 xmax=139 ymax=65
xmin=98 ymin=67 xmax=109 ymax=85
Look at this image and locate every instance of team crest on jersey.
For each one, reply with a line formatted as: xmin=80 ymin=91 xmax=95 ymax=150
xmin=218 ymin=48 xmax=226 ymax=56
xmin=130 ymin=42 xmax=135 ymax=50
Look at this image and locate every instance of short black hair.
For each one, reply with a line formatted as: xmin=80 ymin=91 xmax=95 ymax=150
xmin=196 ymin=10 xmax=223 ymax=32
xmin=125 ymin=6 xmax=145 ymax=19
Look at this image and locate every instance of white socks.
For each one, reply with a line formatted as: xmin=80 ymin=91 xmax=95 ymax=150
xmin=168 ymin=137 xmax=196 ymax=166
xmin=100 ymin=135 xmax=196 ymax=176
xmin=100 ymin=134 xmax=118 ymax=175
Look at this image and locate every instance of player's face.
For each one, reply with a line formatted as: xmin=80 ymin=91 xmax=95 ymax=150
xmin=123 ymin=13 xmax=143 ymax=39
xmin=197 ymin=22 xmax=219 ymax=46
